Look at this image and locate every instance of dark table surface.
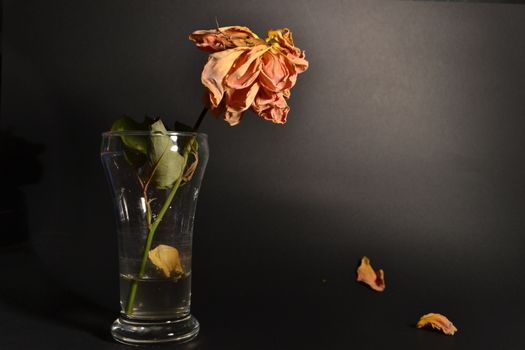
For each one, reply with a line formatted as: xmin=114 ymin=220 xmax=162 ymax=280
xmin=2 ymin=235 xmax=524 ymax=350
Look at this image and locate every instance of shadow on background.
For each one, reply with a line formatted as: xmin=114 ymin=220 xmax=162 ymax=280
xmin=0 ymin=243 xmax=117 ymax=342
xmin=0 ymin=129 xmax=44 ymax=246
xmin=0 ymin=129 xmax=118 ymax=342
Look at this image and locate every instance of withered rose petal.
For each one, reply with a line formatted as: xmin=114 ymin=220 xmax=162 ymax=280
xmin=252 ymin=88 xmax=286 ymax=114
xmin=221 ymin=84 xmax=260 ymax=126
xmin=253 ymin=89 xmax=290 ymax=124
xmin=356 ymin=256 xmax=385 ymax=292
xmin=201 ymin=47 xmax=247 ymax=108
xmin=287 ymin=54 xmax=309 ymax=74
xmin=189 ymin=29 xmax=227 ymax=53
xmin=148 ymin=244 xmax=184 ymax=278
xmin=225 ymin=45 xmax=269 ymax=90
xmin=416 ymin=313 xmax=458 ymax=336
xmin=260 ymin=104 xmax=290 ymax=124
xmin=223 ymin=110 xmax=242 ymax=126
xmin=251 ymin=88 xmax=275 ymax=113
xmin=267 ymin=28 xmax=309 ymax=73
xmin=189 ymin=26 xmax=262 ymax=53
xmin=226 ymin=83 xmax=260 ymax=112
xmin=259 ymin=51 xmax=295 ymax=92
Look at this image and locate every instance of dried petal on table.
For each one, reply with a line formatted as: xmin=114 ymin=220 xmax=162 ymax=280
xmin=356 ymin=256 xmax=385 ymax=292
xmin=148 ymin=244 xmax=184 ymax=278
xmin=416 ymin=313 xmax=458 ymax=335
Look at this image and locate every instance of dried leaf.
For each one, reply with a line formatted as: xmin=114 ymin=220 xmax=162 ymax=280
xmin=416 ymin=313 xmax=458 ymax=335
xmin=147 ymin=120 xmax=185 ymax=189
xmin=356 ymin=256 xmax=385 ymax=292
xmin=148 ymin=244 xmax=184 ymax=278
xmin=111 ymin=115 xmax=154 ymax=167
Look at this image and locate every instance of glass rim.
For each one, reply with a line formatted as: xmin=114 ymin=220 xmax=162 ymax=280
xmin=102 ymin=130 xmax=207 ymax=138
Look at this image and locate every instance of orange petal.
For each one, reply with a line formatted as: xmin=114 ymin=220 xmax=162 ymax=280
xmin=259 ymin=51 xmax=295 ymax=92
xmin=416 ymin=313 xmax=458 ymax=335
xmin=224 ymin=110 xmax=243 ymax=126
xmin=222 ymin=83 xmax=260 ymax=126
xmin=252 ymin=88 xmax=286 ymax=113
xmin=267 ymin=28 xmax=309 ymax=74
xmin=189 ymin=26 xmax=263 ymax=52
xmin=287 ymin=54 xmax=309 ymax=74
xmin=226 ymin=83 xmax=260 ymax=112
xmin=225 ymin=45 xmax=269 ymax=90
xmin=251 ymin=88 xmax=290 ymax=124
xmin=260 ymin=104 xmax=289 ymax=124
xmin=201 ymin=47 xmax=247 ymax=108
xmin=356 ymin=256 xmax=385 ymax=292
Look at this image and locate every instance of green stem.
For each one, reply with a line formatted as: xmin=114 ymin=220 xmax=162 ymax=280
xmin=125 ymin=110 xmax=208 ymax=315
xmin=126 ymin=149 xmax=190 ymax=314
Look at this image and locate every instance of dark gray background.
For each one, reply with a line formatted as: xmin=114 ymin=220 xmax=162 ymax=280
xmin=1 ymin=0 xmax=525 ymax=349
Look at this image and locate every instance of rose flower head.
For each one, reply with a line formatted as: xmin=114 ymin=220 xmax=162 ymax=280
xmin=189 ymin=26 xmax=308 ymax=126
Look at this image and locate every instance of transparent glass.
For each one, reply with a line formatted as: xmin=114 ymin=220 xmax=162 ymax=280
xmin=101 ymin=131 xmax=208 ymax=345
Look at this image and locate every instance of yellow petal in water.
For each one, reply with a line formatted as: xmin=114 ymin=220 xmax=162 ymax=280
xmin=148 ymin=244 xmax=184 ymax=278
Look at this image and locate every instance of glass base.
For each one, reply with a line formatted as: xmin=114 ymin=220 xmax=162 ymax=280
xmin=111 ymin=314 xmax=200 ymax=345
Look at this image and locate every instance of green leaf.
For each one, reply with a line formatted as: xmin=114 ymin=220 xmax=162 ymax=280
xmin=111 ymin=115 xmax=149 ymax=153
xmin=111 ymin=115 xmax=154 ymax=167
xmin=147 ymin=120 xmax=185 ymax=189
xmin=122 ymin=147 xmax=147 ymax=167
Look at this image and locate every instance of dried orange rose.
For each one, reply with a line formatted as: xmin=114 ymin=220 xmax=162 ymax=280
xmin=356 ymin=256 xmax=385 ymax=292
xmin=416 ymin=313 xmax=458 ymax=335
xmin=189 ymin=26 xmax=308 ymax=126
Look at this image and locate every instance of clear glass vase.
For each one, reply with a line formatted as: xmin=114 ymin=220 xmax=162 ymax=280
xmin=100 ymin=130 xmax=208 ymax=345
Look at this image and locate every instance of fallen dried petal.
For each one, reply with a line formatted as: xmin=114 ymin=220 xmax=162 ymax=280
xmin=148 ymin=244 xmax=184 ymax=278
xmin=356 ymin=256 xmax=385 ymax=292
xmin=416 ymin=313 xmax=458 ymax=335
